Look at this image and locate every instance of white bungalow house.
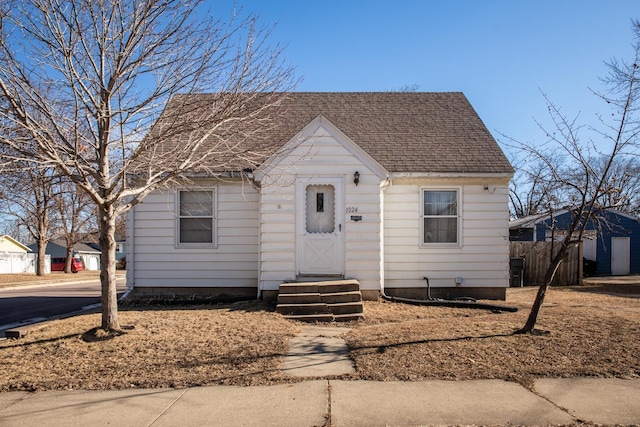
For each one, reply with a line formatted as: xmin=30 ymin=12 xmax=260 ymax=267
xmin=127 ymin=92 xmax=514 ymax=301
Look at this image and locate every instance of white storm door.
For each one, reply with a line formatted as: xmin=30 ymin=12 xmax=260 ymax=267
xmin=611 ymin=237 xmax=630 ymax=275
xmin=297 ymin=178 xmax=344 ymax=275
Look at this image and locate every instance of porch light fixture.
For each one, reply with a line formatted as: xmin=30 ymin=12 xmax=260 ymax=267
xmin=354 ymin=171 xmax=360 ymax=186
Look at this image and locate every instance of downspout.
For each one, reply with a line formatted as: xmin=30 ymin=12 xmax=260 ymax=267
xmin=255 ymin=175 xmax=263 ymax=301
xmin=119 ymin=207 xmax=135 ymax=301
xmin=379 ymin=177 xmax=391 ymax=297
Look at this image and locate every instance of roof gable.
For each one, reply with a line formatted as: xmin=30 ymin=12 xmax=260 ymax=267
xmin=0 ymin=235 xmax=31 ymax=252
xmin=257 ymin=114 xmax=388 ymax=181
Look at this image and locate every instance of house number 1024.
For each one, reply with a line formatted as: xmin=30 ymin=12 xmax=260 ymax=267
xmin=346 ymin=207 xmax=358 ymax=213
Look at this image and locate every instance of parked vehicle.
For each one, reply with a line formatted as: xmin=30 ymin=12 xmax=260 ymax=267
xmin=51 ymin=257 xmax=85 ymax=273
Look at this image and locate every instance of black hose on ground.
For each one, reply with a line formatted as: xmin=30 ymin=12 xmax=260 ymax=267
xmin=380 ymin=276 xmax=518 ymax=313
xmin=380 ymin=293 xmax=518 ymax=312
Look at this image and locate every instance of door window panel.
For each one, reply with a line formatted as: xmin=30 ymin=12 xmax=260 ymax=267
xmin=306 ymin=184 xmax=335 ymax=233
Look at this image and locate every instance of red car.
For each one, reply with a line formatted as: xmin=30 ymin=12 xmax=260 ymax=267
xmin=51 ymin=257 xmax=85 ymax=273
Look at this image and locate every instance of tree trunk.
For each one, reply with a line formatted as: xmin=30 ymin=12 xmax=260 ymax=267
xmin=98 ymin=205 xmax=120 ymax=331
xmin=64 ymin=240 xmax=74 ymax=273
xmin=36 ymin=238 xmax=47 ymax=276
xmin=35 ymin=208 xmax=49 ymax=276
xmin=517 ymin=281 xmax=550 ymax=334
xmin=517 ymin=247 xmax=566 ymax=333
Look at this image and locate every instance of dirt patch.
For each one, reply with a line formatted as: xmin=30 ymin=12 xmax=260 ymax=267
xmin=0 ymin=286 xmax=638 ymax=391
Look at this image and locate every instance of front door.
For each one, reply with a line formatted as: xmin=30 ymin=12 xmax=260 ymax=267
xmin=297 ymin=178 xmax=344 ymax=276
xmin=611 ymin=237 xmax=630 ymax=275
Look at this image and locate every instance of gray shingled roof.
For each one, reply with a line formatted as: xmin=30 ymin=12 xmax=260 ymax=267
xmin=152 ymin=92 xmax=513 ymax=175
xmin=27 ymin=240 xmax=101 ymax=256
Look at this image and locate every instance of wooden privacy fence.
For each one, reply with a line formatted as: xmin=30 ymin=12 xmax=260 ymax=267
xmin=509 ymin=241 xmax=583 ymax=286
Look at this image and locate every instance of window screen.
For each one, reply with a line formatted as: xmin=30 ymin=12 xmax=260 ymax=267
xmin=423 ymin=190 xmax=458 ymax=244
xmin=179 ymin=190 xmax=214 ymax=244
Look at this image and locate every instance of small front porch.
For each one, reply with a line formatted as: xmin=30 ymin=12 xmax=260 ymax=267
xmin=275 ymin=279 xmax=365 ymax=322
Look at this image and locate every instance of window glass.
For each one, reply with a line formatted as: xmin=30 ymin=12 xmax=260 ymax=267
xmin=306 ymin=185 xmax=335 ymax=233
xmin=423 ymin=190 xmax=458 ymax=244
xmin=180 ymin=191 xmax=213 ymax=216
xmin=424 ymin=191 xmax=457 ymax=216
xmin=179 ymin=190 xmax=214 ymax=244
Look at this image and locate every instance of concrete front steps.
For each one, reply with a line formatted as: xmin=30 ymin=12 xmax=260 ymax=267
xmin=276 ymin=279 xmax=365 ymax=322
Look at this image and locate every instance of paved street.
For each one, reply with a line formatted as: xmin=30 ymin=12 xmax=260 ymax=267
xmin=0 ymin=277 xmax=127 ymax=331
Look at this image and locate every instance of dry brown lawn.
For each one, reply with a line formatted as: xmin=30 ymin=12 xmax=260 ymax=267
xmin=0 ymin=271 xmax=102 ymax=288
xmin=0 ymin=284 xmax=638 ymax=392
xmin=347 ymin=286 xmax=640 ymax=388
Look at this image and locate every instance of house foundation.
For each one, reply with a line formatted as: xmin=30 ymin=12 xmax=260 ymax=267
xmin=130 ymin=286 xmax=257 ymax=301
xmin=383 ymin=287 xmax=506 ymax=301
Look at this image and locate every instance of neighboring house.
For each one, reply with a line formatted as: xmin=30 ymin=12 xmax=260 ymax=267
xmin=128 ymin=92 xmax=514 ymax=301
xmin=88 ymin=235 xmax=126 ymax=261
xmin=0 ymin=235 xmax=30 ymax=253
xmin=115 ymin=239 xmax=126 ymax=261
xmin=509 ymin=209 xmax=640 ymax=276
xmin=0 ymin=235 xmax=35 ymax=274
xmin=27 ymin=240 xmax=102 ymax=271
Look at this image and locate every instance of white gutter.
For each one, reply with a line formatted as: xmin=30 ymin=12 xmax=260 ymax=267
xmin=388 ymin=172 xmax=513 ymax=179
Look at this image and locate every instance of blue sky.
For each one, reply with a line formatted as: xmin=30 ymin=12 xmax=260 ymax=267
xmin=214 ymin=0 xmax=640 ymax=155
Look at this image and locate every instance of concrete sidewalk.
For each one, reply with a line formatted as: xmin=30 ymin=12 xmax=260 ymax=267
xmin=1 ymin=378 xmax=639 ymax=426
xmin=282 ymin=326 xmax=355 ymax=377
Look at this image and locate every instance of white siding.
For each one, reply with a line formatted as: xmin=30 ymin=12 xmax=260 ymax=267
xmin=259 ymin=124 xmax=384 ymax=292
xmin=129 ymin=119 xmax=511 ymax=296
xmin=383 ymin=180 xmax=510 ymax=289
xmin=131 ymin=182 xmax=260 ymax=288
xmin=0 ymin=239 xmax=28 ymax=253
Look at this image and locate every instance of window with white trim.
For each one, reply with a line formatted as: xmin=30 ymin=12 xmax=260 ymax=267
xmin=422 ymin=189 xmax=459 ymax=244
xmin=178 ymin=189 xmax=216 ymax=246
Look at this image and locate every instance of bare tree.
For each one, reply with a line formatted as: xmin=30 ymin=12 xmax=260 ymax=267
xmin=509 ymin=161 xmax=559 ymax=219
xmin=506 ymin=21 xmax=640 ymax=333
xmin=0 ymin=0 xmax=295 ymax=332
xmin=55 ymin=178 xmax=96 ymax=273
xmin=592 ymin=155 xmax=640 ymax=217
xmin=0 ymin=218 xmax=23 ymax=241
xmin=0 ymin=162 xmax=58 ymax=275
